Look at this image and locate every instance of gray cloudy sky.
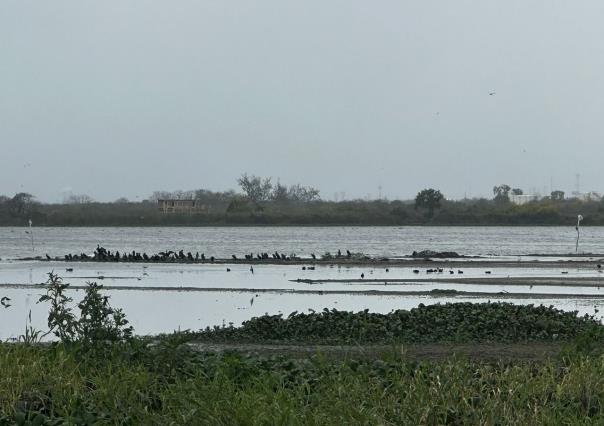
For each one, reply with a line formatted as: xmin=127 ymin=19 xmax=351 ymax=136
xmin=1 ymin=1 xmax=603 ymax=202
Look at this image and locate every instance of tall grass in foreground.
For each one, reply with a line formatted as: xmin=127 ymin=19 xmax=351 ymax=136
xmin=1 ymin=344 xmax=604 ymax=424
xmin=4 ymin=273 xmax=604 ymax=424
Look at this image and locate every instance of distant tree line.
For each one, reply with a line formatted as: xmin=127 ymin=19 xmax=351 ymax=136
xmin=0 ymin=177 xmax=602 ymax=226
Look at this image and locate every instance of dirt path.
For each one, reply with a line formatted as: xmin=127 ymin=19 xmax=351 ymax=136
xmin=186 ymin=342 xmax=562 ymax=362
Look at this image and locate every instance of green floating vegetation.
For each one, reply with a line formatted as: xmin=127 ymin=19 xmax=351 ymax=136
xmin=195 ymin=302 xmax=602 ymax=344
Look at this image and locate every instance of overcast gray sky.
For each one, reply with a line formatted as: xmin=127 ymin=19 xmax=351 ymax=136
xmin=1 ymin=1 xmax=603 ymax=202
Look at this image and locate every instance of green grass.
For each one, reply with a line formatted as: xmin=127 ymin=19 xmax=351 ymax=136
xmin=2 ymin=341 xmax=604 ymax=424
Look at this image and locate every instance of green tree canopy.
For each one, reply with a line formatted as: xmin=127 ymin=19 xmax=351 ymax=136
xmin=415 ymin=188 xmax=444 ymax=216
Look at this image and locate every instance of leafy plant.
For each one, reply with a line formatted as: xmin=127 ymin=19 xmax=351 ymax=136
xmin=37 ymin=272 xmax=133 ymax=349
xmin=193 ymin=303 xmax=602 ymax=345
xmin=37 ymin=272 xmax=77 ymax=343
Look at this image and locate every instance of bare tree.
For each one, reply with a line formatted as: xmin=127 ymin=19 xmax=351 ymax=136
xmin=272 ymin=181 xmax=289 ymax=202
xmin=64 ymin=194 xmax=95 ymax=204
xmin=287 ymin=184 xmax=320 ymax=202
xmin=237 ymin=174 xmax=273 ymax=204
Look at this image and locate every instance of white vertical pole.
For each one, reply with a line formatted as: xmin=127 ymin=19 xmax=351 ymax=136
xmin=576 ymin=215 xmax=583 ymax=253
xmin=28 ymin=219 xmax=34 ymax=253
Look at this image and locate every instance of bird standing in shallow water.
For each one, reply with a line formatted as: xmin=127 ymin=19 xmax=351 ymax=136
xmin=250 ymin=266 xmax=254 ymax=274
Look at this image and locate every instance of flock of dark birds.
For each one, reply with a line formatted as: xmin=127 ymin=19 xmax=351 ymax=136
xmin=47 ymin=247 xmax=360 ymax=264
xmin=42 ymin=246 xmax=604 ymax=280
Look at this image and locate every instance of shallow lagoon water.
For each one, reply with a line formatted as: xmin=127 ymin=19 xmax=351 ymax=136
xmin=0 ymin=259 xmax=604 ymax=339
xmin=1 ymin=226 xmax=604 ymax=339
xmin=2 ymin=226 xmax=604 ymax=260
xmin=1 ymin=287 xmax=603 ymax=340
xmin=2 ymin=261 xmax=604 ymax=291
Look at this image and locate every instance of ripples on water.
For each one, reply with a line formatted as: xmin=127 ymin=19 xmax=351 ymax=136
xmin=1 ymin=226 xmax=603 ymax=259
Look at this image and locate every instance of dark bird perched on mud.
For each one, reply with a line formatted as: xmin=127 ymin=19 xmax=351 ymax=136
xmin=361 ymin=273 xmax=365 ymax=279
xmin=311 ymin=253 xmax=316 ymax=260
xmin=45 ymin=254 xmax=51 ymax=260
xmin=226 ymin=268 xmax=231 ymax=272
xmin=232 ymin=255 xmax=237 ymax=260
xmin=346 ymin=250 xmax=351 ymax=258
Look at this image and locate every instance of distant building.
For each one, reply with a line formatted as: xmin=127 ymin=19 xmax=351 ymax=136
xmin=572 ymin=192 xmax=602 ymax=202
xmin=509 ymin=194 xmax=540 ymax=205
xmin=158 ymin=199 xmax=207 ymax=214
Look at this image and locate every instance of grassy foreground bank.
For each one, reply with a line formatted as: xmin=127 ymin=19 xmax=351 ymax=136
xmin=2 ymin=340 xmax=604 ymax=424
xmin=3 ymin=276 xmax=604 ymax=424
